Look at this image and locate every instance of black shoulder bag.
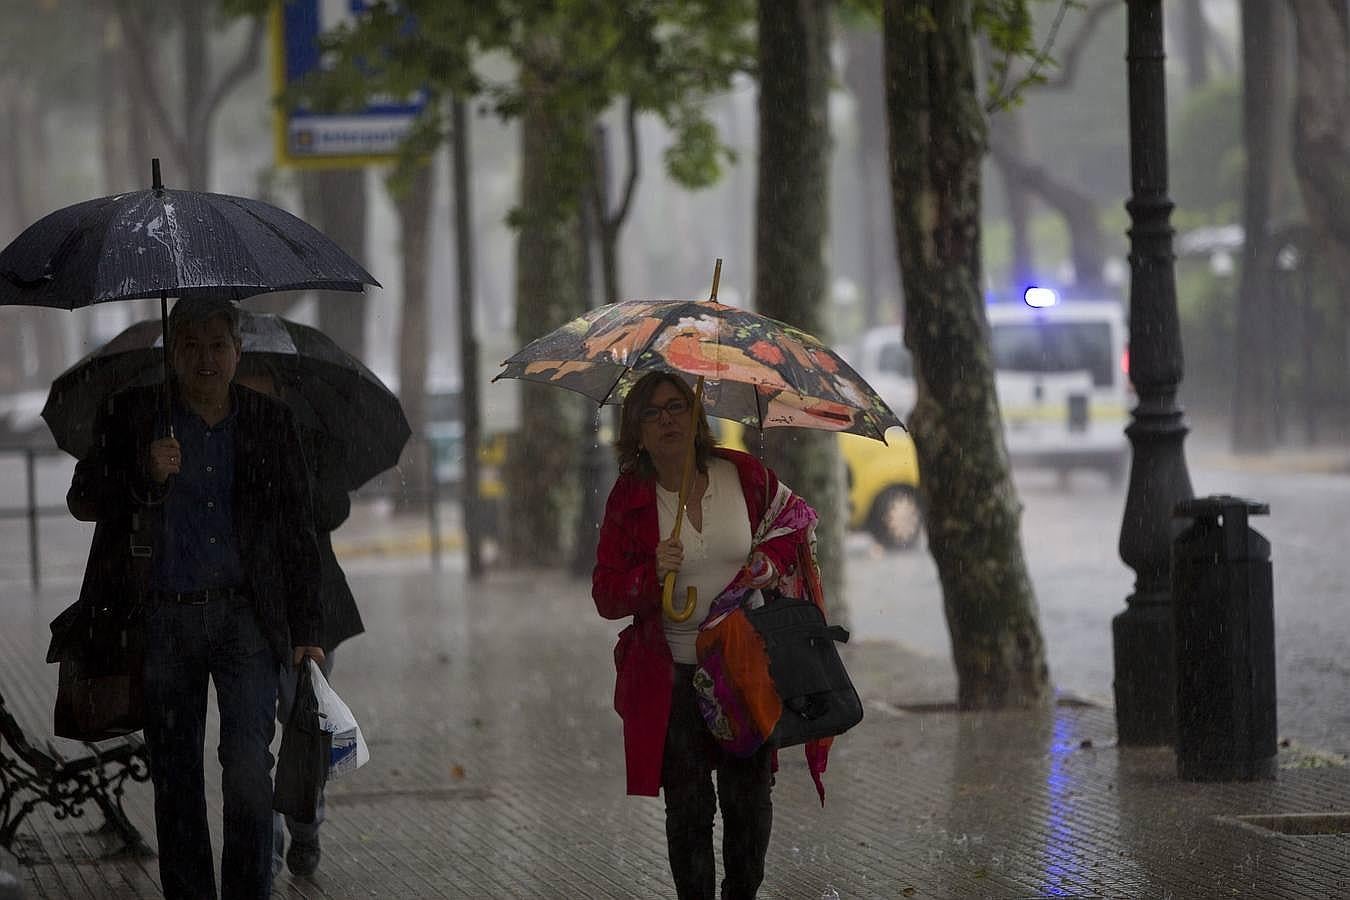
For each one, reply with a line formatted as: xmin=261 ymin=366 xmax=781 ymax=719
xmin=745 ymin=592 xmax=863 ymax=748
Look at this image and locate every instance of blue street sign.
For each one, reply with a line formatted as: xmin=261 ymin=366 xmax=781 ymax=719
xmin=271 ymin=0 xmax=428 ymax=167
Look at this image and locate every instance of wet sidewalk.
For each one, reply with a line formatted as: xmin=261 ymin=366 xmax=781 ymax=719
xmin=3 ymin=561 xmax=1350 ymax=899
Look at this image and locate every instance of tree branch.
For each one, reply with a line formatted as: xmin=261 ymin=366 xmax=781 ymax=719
xmin=1039 ymin=0 xmax=1118 ymax=91
xmin=608 ymin=98 xmax=641 ymax=233
xmin=197 ymin=14 xmax=265 ymax=135
xmin=113 ymin=0 xmax=189 ymax=171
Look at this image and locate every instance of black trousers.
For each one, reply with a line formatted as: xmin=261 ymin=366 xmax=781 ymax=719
xmin=662 ymin=663 xmax=774 ymax=900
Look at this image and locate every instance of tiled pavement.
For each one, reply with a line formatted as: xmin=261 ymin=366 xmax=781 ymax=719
xmin=4 ymin=564 xmax=1350 ymax=898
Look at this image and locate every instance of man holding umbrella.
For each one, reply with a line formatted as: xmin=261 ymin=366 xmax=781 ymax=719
xmin=67 ymin=296 xmax=325 ymax=899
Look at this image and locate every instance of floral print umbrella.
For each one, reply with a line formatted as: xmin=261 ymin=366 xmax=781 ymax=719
xmin=494 ymin=297 xmax=904 ymax=442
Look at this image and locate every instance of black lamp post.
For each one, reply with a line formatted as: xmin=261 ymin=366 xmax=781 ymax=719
xmin=1114 ymin=0 xmax=1195 ymax=745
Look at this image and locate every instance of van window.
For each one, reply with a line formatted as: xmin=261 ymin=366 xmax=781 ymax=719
xmin=878 ymin=342 xmax=913 ymax=377
xmin=990 ymin=321 xmax=1114 ymax=387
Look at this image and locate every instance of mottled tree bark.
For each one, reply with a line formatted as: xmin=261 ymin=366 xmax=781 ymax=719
xmin=754 ymin=0 xmax=847 ymax=625
xmin=883 ymin=0 xmax=1049 ymax=708
xmin=502 ymin=54 xmax=586 ymax=567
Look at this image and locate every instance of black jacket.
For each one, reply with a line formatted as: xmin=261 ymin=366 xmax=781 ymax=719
xmin=298 ymin=425 xmax=364 ymax=652
xmin=63 ymin=383 xmax=323 ymax=664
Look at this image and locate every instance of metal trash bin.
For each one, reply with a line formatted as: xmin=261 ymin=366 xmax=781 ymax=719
xmin=1172 ymin=495 xmax=1276 ymax=781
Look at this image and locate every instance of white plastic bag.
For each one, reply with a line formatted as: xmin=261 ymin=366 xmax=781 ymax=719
xmin=306 ymin=658 xmax=370 ymax=778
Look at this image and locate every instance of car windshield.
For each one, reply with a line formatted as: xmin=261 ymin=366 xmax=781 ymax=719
xmin=990 ymin=321 xmax=1114 ymax=387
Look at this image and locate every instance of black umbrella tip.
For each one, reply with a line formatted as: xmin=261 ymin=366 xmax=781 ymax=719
xmin=151 ymin=158 xmax=162 ymax=192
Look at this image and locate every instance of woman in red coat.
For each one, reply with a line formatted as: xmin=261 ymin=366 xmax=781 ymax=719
xmin=593 ymin=371 xmax=810 ymax=900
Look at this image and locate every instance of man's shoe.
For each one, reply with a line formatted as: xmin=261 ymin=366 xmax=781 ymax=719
xmin=286 ymin=837 xmax=321 ymax=877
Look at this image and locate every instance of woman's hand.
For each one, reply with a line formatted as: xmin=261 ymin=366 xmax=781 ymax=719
xmin=744 ymin=551 xmax=778 ymax=589
xmin=655 ymin=537 xmax=684 ymax=581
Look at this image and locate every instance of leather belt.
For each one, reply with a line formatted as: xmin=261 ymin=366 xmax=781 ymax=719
xmin=149 ymin=586 xmax=245 ymax=606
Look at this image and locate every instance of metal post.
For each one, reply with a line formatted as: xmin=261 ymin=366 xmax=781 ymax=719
xmin=453 ymin=97 xmax=484 ymax=580
xmin=25 ymin=447 xmax=39 ymax=593
xmin=1114 ymin=0 xmax=1194 ymax=745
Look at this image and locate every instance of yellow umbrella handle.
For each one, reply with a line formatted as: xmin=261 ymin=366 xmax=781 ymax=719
xmin=662 ymin=577 xmax=697 ymax=622
xmin=661 ymin=374 xmax=706 ymax=622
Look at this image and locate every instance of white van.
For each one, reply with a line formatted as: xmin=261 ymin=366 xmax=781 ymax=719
xmin=852 ymin=292 xmax=1132 ymax=483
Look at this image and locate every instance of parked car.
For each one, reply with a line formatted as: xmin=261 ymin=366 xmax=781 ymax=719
xmin=852 ymin=288 xmax=1131 ymax=484
xmin=716 ymin=419 xmax=922 ymax=551
xmin=423 ymin=385 xmax=507 ymax=538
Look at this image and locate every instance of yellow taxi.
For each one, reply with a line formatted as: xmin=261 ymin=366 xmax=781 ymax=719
xmin=716 ymin=420 xmax=922 ymax=550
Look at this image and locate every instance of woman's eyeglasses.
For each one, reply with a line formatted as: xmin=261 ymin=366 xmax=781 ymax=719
xmin=638 ymin=398 xmax=689 ymax=423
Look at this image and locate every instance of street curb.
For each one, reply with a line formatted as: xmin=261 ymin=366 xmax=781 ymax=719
xmin=1192 ymin=450 xmax=1350 ymax=476
xmin=331 ymin=530 xmax=463 ymax=559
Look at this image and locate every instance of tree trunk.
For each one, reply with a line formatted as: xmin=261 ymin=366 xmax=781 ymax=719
xmin=310 ymin=169 xmax=370 ymax=359
xmin=843 ymin=25 xmax=901 ymax=328
xmin=452 ymin=98 xmax=486 ymax=579
xmin=883 ymin=0 xmax=1049 ymax=708
xmin=988 ymin=145 xmax=1108 ymax=290
xmin=1172 ymin=0 xmax=1211 ymax=91
xmin=1286 ymin=1 xmax=1350 ymax=418
xmin=180 ymin=0 xmax=209 ymax=189
xmin=1231 ymin=0 xmax=1279 ymax=452
xmin=395 ymin=162 xmax=434 ymax=510
xmin=987 ymin=106 xmax=1036 ymax=287
xmin=502 ymin=58 xmax=586 ymax=567
xmin=755 ymin=0 xmax=847 ymax=626
xmin=0 ymin=80 xmax=22 ymax=241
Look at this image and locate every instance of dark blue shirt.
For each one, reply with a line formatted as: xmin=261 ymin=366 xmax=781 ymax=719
xmin=150 ymin=397 xmax=245 ymax=592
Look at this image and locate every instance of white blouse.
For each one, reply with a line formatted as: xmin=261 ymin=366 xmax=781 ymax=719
xmin=657 ymin=457 xmax=755 ymax=664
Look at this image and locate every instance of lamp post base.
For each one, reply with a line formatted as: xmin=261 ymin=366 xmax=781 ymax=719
xmin=1112 ymin=598 xmax=1176 ymax=745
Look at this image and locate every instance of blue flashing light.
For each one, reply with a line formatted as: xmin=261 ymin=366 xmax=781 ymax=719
xmin=1024 ymin=286 xmax=1059 ymax=308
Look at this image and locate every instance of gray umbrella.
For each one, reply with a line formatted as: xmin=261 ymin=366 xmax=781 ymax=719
xmin=43 ymin=312 xmax=409 ymax=491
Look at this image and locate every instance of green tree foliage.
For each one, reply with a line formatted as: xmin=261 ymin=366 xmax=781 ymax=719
xmin=282 ymin=1 xmax=757 ymax=564
xmin=278 ymin=0 xmax=754 ymax=199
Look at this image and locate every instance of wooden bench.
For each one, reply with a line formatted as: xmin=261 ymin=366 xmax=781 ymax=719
xmin=0 ymin=690 xmax=152 ymax=861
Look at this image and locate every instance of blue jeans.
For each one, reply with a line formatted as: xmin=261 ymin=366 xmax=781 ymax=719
xmin=273 ymin=650 xmax=335 ymax=860
xmin=142 ymin=595 xmax=279 ymax=900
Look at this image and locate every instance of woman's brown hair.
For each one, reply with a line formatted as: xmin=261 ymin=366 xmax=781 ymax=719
xmin=615 ymin=371 xmax=716 ymax=478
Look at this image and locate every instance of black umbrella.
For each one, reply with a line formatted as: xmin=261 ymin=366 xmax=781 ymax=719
xmin=43 ymin=311 xmax=410 ymax=492
xmin=0 ymin=160 xmax=378 ymax=308
xmin=0 ymin=158 xmax=379 ymax=427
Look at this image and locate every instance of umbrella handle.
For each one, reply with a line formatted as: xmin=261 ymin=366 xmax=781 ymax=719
xmin=662 ymin=578 xmax=697 ymax=623
xmin=661 ymin=375 xmax=705 ymax=623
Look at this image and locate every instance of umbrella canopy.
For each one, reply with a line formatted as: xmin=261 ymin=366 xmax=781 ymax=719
xmin=43 ymin=311 xmax=409 ymax=492
xmin=0 ymin=163 xmax=379 ymax=309
xmin=494 ymin=298 xmax=904 ymax=442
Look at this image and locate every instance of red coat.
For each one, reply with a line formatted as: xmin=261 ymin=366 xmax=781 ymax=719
xmin=592 ymin=448 xmax=804 ymax=796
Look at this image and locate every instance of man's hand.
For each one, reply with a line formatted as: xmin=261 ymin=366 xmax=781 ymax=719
xmin=292 ymin=645 xmax=326 ymax=668
xmin=147 ymin=437 xmax=182 ymax=483
xmin=655 ymin=537 xmax=684 ymax=582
